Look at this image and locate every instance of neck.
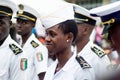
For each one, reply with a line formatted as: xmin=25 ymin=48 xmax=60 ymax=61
xmin=55 ymin=47 xmax=73 ymax=72
xmin=21 ymin=33 xmax=31 ymax=46
xmin=76 ymin=37 xmax=89 ymax=53
xmin=0 ymin=36 xmax=8 ymax=46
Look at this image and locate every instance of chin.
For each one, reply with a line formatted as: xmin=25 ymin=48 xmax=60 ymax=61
xmin=17 ymin=32 xmax=22 ymax=35
xmin=48 ymin=52 xmax=55 ymax=56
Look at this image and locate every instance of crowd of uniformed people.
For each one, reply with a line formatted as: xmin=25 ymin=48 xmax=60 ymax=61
xmin=0 ymin=0 xmax=120 ymax=80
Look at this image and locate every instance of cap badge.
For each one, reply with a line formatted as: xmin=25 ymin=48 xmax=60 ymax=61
xmin=102 ymin=18 xmax=115 ymax=25
xmin=18 ymin=4 xmax=24 ymax=14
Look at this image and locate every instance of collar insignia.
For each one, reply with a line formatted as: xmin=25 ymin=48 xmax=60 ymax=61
xmin=31 ymin=40 xmax=39 ymax=48
xmin=9 ymin=43 xmax=23 ymax=55
xmin=76 ymin=55 xmax=91 ymax=69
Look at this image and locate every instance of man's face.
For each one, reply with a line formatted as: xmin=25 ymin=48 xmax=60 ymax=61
xmin=45 ymin=24 xmax=68 ymax=55
xmin=16 ymin=18 xmax=34 ymax=36
xmin=0 ymin=16 xmax=10 ymax=41
xmin=109 ymin=22 xmax=120 ymax=53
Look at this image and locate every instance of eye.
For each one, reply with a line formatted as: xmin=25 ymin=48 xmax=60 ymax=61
xmin=22 ymin=21 xmax=29 ymax=24
xmin=46 ymin=31 xmax=56 ymax=37
xmin=17 ymin=19 xmax=29 ymax=25
xmin=0 ymin=20 xmax=4 ymax=25
xmin=50 ymin=31 xmax=56 ymax=37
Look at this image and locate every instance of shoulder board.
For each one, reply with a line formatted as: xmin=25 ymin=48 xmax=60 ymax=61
xmin=9 ymin=44 xmax=23 ymax=55
xmin=30 ymin=40 xmax=39 ymax=48
xmin=76 ymin=55 xmax=91 ymax=69
xmin=91 ymin=45 xmax=105 ymax=58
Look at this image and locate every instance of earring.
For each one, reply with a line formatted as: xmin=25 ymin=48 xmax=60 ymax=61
xmin=67 ymin=40 xmax=69 ymax=42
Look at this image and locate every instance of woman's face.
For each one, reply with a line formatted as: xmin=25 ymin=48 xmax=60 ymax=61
xmin=45 ymin=24 xmax=68 ymax=55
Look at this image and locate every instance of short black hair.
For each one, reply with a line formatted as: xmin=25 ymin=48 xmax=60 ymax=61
xmin=58 ymin=20 xmax=78 ymax=42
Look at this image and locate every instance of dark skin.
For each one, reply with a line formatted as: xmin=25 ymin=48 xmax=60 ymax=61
xmin=16 ymin=18 xmax=34 ymax=45
xmin=101 ymin=22 xmax=120 ymax=80
xmin=108 ymin=22 xmax=120 ymax=63
xmin=0 ymin=16 xmax=12 ymax=46
xmin=10 ymin=23 xmax=17 ymax=41
xmin=75 ymin=23 xmax=94 ymax=53
xmin=45 ymin=24 xmax=73 ymax=73
xmin=16 ymin=18 xmax=45 ymax=80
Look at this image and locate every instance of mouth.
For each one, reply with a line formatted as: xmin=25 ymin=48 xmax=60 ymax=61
xmin=17 ymin=28 xmax=22 ymax=32
xmin=17 ymin=29 xmax=22 ymax=31
xmin=45 ymin=42 xmax=52 ymax=45
xmin=46 ymin=44 xmax=52 ymax=48
xmin=45 ymin=43 xmax=53 ymax=49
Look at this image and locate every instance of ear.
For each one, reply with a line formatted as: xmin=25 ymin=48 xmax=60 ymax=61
xmin=31 ymin=22 xmax=35 ymax=28
xmin=77 ymin=24 xmax=88 ymax=35
xmin=83 ymin=26 xmax=89 ymax=35
xmin=66 ymin=32 xmax=74 ymax=43
xmin=9 ymin=21 xmax=13 ymax=28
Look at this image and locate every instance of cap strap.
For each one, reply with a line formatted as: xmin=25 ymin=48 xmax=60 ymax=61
xmin=102 ymin=18 xmax=115 ymax=25
xmin=0 ymin=11 xmax=12 ymax=16
xmin=75 ymin=12 xmax=96 ymax=26
xmin=17 ymin=14 xmax=36 ymax=21
xmin=75 ymin=17 xmax=88 ymax=22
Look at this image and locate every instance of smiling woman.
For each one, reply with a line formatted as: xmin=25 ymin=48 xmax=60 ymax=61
xmin=39 ymin=0 xmax=95 ymax=80
xmin=45 ymin=20 xmax=77 ymax=55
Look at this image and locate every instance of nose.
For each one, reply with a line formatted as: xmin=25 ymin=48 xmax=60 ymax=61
xmin=16 ymin=23 xmax=22 ymax=28
xmin=45 ymin=35 xmax=51 ymax=43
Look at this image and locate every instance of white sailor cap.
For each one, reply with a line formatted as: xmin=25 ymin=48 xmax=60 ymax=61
xmin=90 ymin=1 xmax=120 ymax=34
xmin=73 ymin=4 xmax=97 ymax=26
xmin=16 ymin=4 xmax=40 ymax=22
xmin=0 ymin=0 xmax=17 ymax=19
xmin=39 ymin=0 xmax=74 ymax=29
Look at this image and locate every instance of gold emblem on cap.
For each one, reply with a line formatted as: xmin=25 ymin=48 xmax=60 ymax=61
xmin=18 ymin=4 xmax=24 ymax=14
xmin=102 ymin=18 xmax=115 ymax=25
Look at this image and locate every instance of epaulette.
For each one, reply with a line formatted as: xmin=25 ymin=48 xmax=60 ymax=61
xmin=30 ymin=40 xmax=39 ymax=48
xmin=76 ymin=55 xmax=91 ymax=69
xmin=91 ymin=45 xmax=105 ymax=58
xmin=9 ymin=43 xmax=23 ymax=55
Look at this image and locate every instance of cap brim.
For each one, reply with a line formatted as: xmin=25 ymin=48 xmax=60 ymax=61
xmin=102 ymin=25 xmax=111 ymax=34
xmin=0 ymin=13 xmax=8 ymax=17
xmin=14 ymin=16 xmax=29 ymax=21
xmin=75 ymin=18 xmax=84 ymax=24
xmin=75 ymin=20 xmax=84 ymax=24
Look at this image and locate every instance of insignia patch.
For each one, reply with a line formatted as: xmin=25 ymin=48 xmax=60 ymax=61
xmin=30 ymin=40 xmax=39 ymax=48
xmin=20 ymin=58 xmax=28 ymax=71
xmin=9 ymin=44 xmax=23 ymax=55
xmin=91 ymin=46 xmax=105 ymax=58
xmin=18 ymin=4 xmax=24 ymax=14
xmin=76 ymin=55 xmax=91 ymax=69
xmin=36 ymin=52 xmax=43 ymax=62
